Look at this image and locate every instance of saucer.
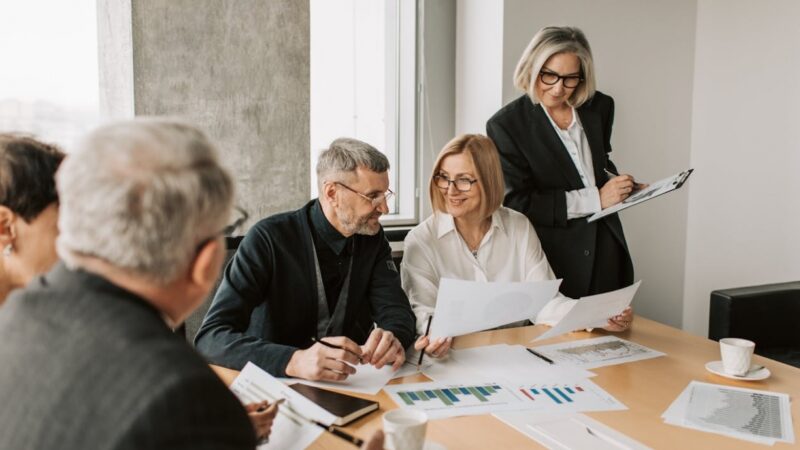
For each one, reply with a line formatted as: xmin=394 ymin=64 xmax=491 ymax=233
xmin=705 ymin=360 xmax=770 ymax=381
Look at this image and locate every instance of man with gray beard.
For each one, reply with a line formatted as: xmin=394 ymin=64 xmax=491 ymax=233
xmin=195 ymin=138 xmax=415 ymax=381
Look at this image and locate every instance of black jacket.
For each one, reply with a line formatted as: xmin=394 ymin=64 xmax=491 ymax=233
xmin=0 ymin=264 xmax=255 ymax=450
xmin=487 ymin=92 xmax=633 ymax=298
xmin=195 ymin=200 xmax=415 ymax=376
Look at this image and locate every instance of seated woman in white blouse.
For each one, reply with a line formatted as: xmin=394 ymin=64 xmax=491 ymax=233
xmin=402 ymin=134 xmax=633 ymax=358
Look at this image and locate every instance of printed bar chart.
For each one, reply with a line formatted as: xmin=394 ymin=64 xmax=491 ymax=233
xmin=396 ymin=384 xmax=504 ymax=406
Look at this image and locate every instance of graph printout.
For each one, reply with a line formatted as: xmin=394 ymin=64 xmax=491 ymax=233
xmin=662 ymin=381 xmax=794 ymax=445
xmin=385 ymin=378 xmax=625 ymax=419
xmin=533 ymin=336 xmax=664 ymax=369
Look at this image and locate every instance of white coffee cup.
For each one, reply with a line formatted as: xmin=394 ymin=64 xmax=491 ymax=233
xmin=719 ymin=338 xmax=755 ymax=376
xmin=382 ymin=409 xmax=428 ymax=450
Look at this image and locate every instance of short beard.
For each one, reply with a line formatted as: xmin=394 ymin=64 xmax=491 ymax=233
xmin=337 ymin=208 xmax=382 ymax=236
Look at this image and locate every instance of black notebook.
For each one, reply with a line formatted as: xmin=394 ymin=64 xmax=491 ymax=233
xmin=289 ymin=383 xmax=379 ymax=426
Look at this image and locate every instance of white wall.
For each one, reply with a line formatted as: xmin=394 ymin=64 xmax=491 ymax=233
xmin=683 ymin=0 xmax=800 ymax=335
xmin=454 ymin=0 xmax=504 ymax=134
xmin=500 ymin=0 xmax=698 ymax=328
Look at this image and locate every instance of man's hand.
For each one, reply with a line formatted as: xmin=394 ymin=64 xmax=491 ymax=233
xmin=285 ymin=336 xmax=363 ymax=381
xmin=414 ymin=335 xmax=453 ymax=359
xmin=600 ymin=174 xmax=641 ymax=208
xmin=361 ymin=430 xmax=384 ymax=450
xmin=604 ymin=306 xmax=634 ymax=332
xmin=244 ymin=400 xmax=280 ymax=443
xmin=361 ymin=328 xmax=405 ymax=370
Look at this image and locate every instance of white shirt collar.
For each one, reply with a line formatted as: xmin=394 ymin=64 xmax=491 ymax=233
xmin=542 ymin=105 xmax=582 ymax=133
xmin=435 ymin=210 xmax=506 ymax=240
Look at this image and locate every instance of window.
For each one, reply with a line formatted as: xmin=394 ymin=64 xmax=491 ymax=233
xmin=0 ymin=0 xmax=100 ymax=150
xmin=310 ymin=0 xmax=418 ymax=225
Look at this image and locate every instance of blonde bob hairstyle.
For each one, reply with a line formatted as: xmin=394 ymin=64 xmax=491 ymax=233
xmin=429 ymin=134 xmax=504 ymax=220
xmin=513 ymin=26 xmax=596 ymax=108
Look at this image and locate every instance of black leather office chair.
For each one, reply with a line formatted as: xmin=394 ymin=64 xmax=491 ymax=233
xmin=709 ymin=281 xmax=800 ymax=368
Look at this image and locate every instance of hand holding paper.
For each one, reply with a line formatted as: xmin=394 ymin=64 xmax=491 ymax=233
xmin=534 ymin=281 xmax=641 ymax=341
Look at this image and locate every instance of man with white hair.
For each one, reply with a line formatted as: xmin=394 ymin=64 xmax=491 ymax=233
xmin=195 ymin=138 xmax=415 ymax=381
xmin=0 ymin=119 xmax=258 ymax=449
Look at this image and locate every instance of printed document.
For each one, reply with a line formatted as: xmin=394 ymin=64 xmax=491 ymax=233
xmin=533 ymin=336 xmax=664 ymax=369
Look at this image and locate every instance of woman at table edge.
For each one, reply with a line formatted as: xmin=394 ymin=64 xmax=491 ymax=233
xmin=401 ymin=134 xmax=633 ymax=358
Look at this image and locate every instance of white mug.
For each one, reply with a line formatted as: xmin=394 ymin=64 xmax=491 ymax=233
xmin=382 ymin=409 xmax=428 ymax=450
xmin=719 ymin=338 xmax=755 ymax=376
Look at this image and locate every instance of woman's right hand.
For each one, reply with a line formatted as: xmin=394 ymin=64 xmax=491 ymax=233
xmin=414 ymin=335 xmax=453 ymax=359
xmin=600 ymin=174 xmax=639 ymax=208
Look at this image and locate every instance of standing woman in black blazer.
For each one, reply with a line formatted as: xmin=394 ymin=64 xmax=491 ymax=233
xmin=487 ymin=26 xmax=641 ymax=330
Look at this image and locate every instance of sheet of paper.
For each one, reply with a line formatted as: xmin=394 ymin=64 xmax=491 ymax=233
xmin=533 ymin=336 xmax=664 ymax=369
xmin=588 ymin=169 xmax=692 ymax=222
xmin=662 ymin=381 xmax=794 ymax=445
xmin=293 ymin=362 xmax=396 ymax=395
xmin=422 ymin=344 xmax=596 ymax=385
xmin=429 ymin=278 xmax=561 ymax=339
xmin=384 ymin=379 xmax=530 ymax=419
xmin=385 ymin=377 xmax=624 ymax=420
xmin=494 ymin=411 xmax=653 ymax=450
xmin=231 ymin=362 xmax=335 ymax=450
xmin=534 ymin=281 xmax=641 ymax=342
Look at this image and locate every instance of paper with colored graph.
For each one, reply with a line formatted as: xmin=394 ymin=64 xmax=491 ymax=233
xmin=385 ymin=378 xmax=625 ymax=419
xmin=532 ymin=336 xmax=664 ymax=369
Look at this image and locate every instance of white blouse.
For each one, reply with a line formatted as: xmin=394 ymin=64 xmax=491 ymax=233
xmin=401 ymin=207 xmax=576 ymax=335
xmin=541 ymin=106 xmax=602 ymax=219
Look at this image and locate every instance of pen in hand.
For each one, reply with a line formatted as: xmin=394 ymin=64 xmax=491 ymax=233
xmin=417 ymin=315 xmax=433 ymax=369
xmin=311 ymin=337 xmax=363 ymax=364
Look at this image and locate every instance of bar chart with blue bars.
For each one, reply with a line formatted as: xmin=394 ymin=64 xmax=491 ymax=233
xmin=396 ymin=384 xmax=504 ymax=406
xmin=518 ymin=384 xmax=585 ymax=404
xmin=513 ymin=380 xmax=625 ymax=411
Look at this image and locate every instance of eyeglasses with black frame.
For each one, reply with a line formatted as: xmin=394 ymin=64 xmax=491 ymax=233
xmin=538 ymin=70 xmax=583 ymax=88
xmin=333 ymin=181 xmax=394 ymax=208
xmin=433 ymin=174 xmax=478 ymax=192
xmin=195 ymin=206 xmax=249 ymax=252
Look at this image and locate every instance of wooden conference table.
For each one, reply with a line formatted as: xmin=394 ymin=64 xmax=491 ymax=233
xmin=212 ymin=317 xmax=800 ymax=449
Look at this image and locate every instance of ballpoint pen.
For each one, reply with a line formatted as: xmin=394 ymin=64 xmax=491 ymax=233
xmin=270 ymin=397 xmax=365 ymax=447
xmin=525 ymin=347 xmax=554 ymax=364
xmin=311 ymin=337 xmax=363 ymax=363
xmin=417 ymin=315 xmax=433 ymax=369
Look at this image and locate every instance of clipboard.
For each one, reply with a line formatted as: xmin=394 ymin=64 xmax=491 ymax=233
xmin=588 ymin=168 xmax=693 ymax=223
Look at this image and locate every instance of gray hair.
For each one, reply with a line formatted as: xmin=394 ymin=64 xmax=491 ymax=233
xmin=56 ymin=118 xmax=234 ymax=284
xmin=316 ymin=137 xmax=390 ymax=190
xmin=513 ymin=26 xmax=597 ymax=108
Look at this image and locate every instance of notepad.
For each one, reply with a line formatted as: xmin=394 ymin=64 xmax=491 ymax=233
xmin=588 ymin=169 xmax=693 ymax=222
xmin=289 ymin=383 xmax=379 ymax=426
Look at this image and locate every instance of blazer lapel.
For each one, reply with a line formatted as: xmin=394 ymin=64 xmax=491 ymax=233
xmin=577 ymin=107 xmax=609 ymax=187
xmin=527 ymin=101 xmax=583 ymax=188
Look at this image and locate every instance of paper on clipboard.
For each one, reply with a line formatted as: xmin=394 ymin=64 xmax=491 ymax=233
xmin=588 ymin=169 xmax=693 ymax=222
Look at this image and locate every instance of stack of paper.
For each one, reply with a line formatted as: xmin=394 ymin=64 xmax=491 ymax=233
xmin=292 ymin=363 xmax=396 ymax=395
xmin=531 ymin=336 xmax=664 ymax=369
xmin=662 ymin=381 xmax=795 ymax=445
xmin=494 ymin=411 xmax=652 ymax=450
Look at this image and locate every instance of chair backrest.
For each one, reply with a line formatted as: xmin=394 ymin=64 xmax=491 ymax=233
xmin=182 ymin=236 xmax=243 ymax=344
xmin=709 ymin=281 xmax=800 ymax=347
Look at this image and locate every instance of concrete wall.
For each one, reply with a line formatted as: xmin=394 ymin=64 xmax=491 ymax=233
xmin=682 ymin=0 xmax=800 ymax=335
xmin=98 ymin=0 xmax=310 ymax=228
xmin=499 ymin=0 xmax=698 ymax=327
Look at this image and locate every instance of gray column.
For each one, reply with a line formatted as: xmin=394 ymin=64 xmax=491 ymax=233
xmin=98 ymin=0 xmax=310 ymax=229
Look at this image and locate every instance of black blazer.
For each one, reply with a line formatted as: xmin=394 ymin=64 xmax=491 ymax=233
xmin=486 ymin=92 xmax=633 ymax=298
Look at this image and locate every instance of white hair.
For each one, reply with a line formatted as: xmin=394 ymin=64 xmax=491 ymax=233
xmin=56 ymin=118 xmax=234 ymax=284
xmin=316 ymin=137 xmax=390 ymax=191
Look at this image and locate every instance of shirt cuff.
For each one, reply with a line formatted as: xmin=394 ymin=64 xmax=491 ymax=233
xmin=565 ymin=187 xmax=601 ymax=219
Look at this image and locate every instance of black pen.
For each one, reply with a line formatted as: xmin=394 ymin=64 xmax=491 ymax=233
xmin=313 ymin=420 xmax=364 ymax=447
xmin=526 ymin=347 xmax=554 ymax=365
xmin=311 ymin=337 xmax=363 ymax=363
xmin=417 ymin=315 xmax=433 ymax=368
